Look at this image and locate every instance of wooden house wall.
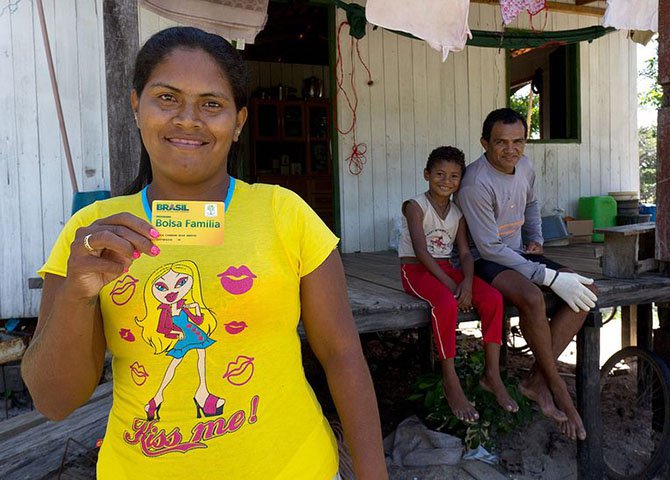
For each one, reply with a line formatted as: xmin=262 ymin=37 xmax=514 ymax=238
xmin=0 ymin=0 xmax=108 ymax=318
xmin=336 ymin=4 xmax=639 ymax=252
xmin=0 ymin=2 xmax=640 ymax=317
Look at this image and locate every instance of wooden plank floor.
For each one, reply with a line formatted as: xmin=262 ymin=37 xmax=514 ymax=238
xmin=341 ymin=246 xmax=670 ymax=323
xmin=543 ymin=243 xmax=604 ymax=279
xmin=343 ymin=243 xmax=603 ymax=289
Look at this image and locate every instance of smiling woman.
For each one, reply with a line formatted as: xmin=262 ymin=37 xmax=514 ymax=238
xmin=131 ymin=47 xmax=246 ymax=192
xmin=21 ymin=27 xmax=387 ymax=480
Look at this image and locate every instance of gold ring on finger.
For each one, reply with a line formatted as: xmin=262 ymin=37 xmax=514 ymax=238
xmin=83 ymin=234 xmax=95 ymax=253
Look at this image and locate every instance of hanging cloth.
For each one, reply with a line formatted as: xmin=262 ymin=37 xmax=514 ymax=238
xmin=602 ymin=0 xmax=658 ymax=33
xmin=468 ymin=26 xmax=614 ymax=49
xmin=365 ymin=0 xmax=471 ymax=62
xmin=630 ymin=30 xmax=656 ymax=46
xmin=499 ymin=0 xmax=546 ymax=26
xmin=138 ymin=0 xmax=269 ymax=44
xmin=334 ymin=0 xmax=367 ymax=39
xmin=332 ymin=1 xmax=612 ymax=51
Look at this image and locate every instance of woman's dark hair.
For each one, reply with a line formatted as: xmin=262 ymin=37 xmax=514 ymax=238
xmin=481 ymin=108 xmax=527 ymax=142
xmin=425 ymin=146 xmax=466 ymax=176
xmin=125 ymin=26 xmax=249 ymax=194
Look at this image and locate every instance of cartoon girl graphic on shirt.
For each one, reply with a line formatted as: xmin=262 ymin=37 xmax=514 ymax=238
xmin=136 ymin=260 xmax=225 ymax=420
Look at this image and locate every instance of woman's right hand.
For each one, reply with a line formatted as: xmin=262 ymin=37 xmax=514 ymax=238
xmin=65 ymin=213 xmax=160 ymax=300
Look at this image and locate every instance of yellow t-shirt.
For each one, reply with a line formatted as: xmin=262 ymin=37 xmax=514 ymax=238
xmin=39 ymin=179 xmax=340 ymax=479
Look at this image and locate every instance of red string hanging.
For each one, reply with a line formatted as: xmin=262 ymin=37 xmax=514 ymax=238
xmin=529 ymin=3 xmax=549 ymax=32
xmin=335 ymin=20 xmax=373 ymax=175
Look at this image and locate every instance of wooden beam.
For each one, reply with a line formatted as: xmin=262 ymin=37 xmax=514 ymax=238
xmin=471 ymin=0 xmax=605 ymax=17
xmin=658 ymin=0 xmax=670 ymax=263
xmin=575 ymin=0 xmax=599 ymax=5
xmin=103 ymin=0 xmax=140 ymax=196
xmin=0 ymin=334 xmax=28 ymax=364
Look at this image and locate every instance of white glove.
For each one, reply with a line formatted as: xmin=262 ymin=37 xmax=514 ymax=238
xmin=542 ymin=268 xmax=597 ymax=313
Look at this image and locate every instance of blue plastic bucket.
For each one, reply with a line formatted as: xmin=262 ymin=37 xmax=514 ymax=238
xmin=72 ymin=190 xmax=111 ymax=215
xmin=639 ymin=204 xmax=656 ymax=222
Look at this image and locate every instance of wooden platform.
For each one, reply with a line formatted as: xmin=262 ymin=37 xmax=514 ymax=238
xmin=342 ymin=244 xmax=670 ymax=333
xmin=341 ymin=245 xmax=670 ymax=480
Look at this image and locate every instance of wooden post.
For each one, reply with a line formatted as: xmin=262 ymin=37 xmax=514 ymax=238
xmin=655 ymin=302 xmax=670 ymax=368
xmin=576 ymin=310 xmax=603 ymax=480
xmin=103 ymin=0 xmax=140 ymax=196
xmin=621 ymin=305 xmax=637 ymax=348
xmin=637 ymin=303 xmax=654 ymax=351
xmin=657 ymin=0 xmax=670 ymax=267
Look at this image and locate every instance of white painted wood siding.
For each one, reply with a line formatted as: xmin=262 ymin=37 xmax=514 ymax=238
xmin=0 ymin=2 xmax=641 ymax=317
xmin=0 ymin=0 xmax=108 ymax=318
xmin=336 ymin=4 xmax=639 ymax=252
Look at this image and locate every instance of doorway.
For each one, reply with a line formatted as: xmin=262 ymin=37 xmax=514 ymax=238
xmin=239 ymin=1 xmax=335 ymax=229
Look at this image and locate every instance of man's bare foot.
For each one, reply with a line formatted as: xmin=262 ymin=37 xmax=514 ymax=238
xmin=479 ymin=375 xmax=519 ymax=413
xmin=443 ymin=378 xmax=479 ymax=423
xmin=519 ymin=379 xmax=568 ymax=423
xmin=550 ymin=381 xmax=587 ymax=441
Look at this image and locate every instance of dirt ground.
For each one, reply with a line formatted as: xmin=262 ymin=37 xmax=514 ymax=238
xmin=305 ymin=317 xmax=670 ymax=480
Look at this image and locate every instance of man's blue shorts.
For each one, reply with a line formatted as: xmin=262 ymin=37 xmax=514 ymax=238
xmin=474 ymin=253 xmax=565 ymax=285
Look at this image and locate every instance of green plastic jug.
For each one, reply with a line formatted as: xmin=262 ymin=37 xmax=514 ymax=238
xmin=577 ymin=196 xmax=617 ymax=242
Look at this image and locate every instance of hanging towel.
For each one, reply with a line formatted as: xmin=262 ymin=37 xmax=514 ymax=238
xmin=499 ymin=0 xmax=546 ymax=26
xmin=139 ymin=0 xmax=269 ymax=44
xmin=603 ymin=0 xmax=658 ymax=33
xmin=365 ymin=0 xmax=471 ymax=62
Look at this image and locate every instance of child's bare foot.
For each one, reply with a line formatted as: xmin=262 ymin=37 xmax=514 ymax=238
xmin=443 ymin=378 xmax=479 ymax=423
xmin=519 ymin=377 xmax=568 ymax=423
xmin=479 ymin=375 xmax=519 ymax=413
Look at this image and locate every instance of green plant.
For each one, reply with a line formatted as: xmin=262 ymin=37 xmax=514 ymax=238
xmin=409 ymin=349 xmax=532 ymax=450
xmin=639 ymin=41 xmax=661 ymax=110
xmin=510 ymin=85 xmax=540 ymax=139
xmin=639 ymin=125 xmax=657 ymax=204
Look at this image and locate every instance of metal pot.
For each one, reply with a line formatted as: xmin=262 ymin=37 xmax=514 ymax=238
xmin=302 ymin=76 xmax=323 ymax=99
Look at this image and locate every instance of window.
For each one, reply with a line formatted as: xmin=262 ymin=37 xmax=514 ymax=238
xmin=509 ymin=44 xmax=580 ymax=141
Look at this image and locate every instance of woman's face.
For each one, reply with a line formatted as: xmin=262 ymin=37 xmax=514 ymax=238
xmin=152 ymin=269 xmax=194 ymax=305
xmin=131 ymin=47 xmax=247 ymax=187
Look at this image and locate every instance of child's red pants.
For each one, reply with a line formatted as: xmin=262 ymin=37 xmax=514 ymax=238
xmin=401 ymin=260 xmax=503 ymax=359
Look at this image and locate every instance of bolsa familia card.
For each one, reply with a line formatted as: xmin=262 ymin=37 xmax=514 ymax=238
xmin=152 ymin=200 xmax=225 ymax=246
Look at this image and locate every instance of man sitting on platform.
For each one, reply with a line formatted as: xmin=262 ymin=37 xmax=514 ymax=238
xmin=457 ymin=108 xmax=598 ymax=441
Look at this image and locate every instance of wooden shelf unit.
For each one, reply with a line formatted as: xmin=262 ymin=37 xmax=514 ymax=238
xmin=251 ymin=98 xmax=333 ymax=227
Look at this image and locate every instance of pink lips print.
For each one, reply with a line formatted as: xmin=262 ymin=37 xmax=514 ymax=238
xmin=119 ymin=328 xmax=135 ymax=342
xmin=217 ymin=265 xmax=256 ymax=295
xmin=110 ymin=275 xmax=139 ymax=306
xmin=224 ymin=321 xmax=248 ymax=335
xmin=130 ymin=361 xmax=149 ymax=386
xmin=222 ymin=355 xmax=255 ymax=386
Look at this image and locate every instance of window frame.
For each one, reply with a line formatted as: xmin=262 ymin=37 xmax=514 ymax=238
xmin=506 ymin=41 xmax=582 ymax=144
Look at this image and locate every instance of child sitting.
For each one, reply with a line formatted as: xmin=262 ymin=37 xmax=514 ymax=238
xmin=398 ymin=146 xmax=518 ymax=422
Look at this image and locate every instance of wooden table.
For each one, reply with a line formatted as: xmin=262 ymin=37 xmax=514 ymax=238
xmin=595 ymin=222 xmax=657 ymax=278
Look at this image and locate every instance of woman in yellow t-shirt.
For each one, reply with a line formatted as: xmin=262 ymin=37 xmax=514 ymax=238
xmin=22 ymin=26 xmax=387 ymax=480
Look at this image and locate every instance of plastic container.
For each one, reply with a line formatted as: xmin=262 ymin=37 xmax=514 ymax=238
xmin=577 ymin=196 xmax=617 ymax=242
xmin=640 ymin=204 xmax=657 ymax=222
xmin=71 ymin=190 xmax=111 ymax=215
xmin=541 ymin=215 xmax=569 ymax=245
